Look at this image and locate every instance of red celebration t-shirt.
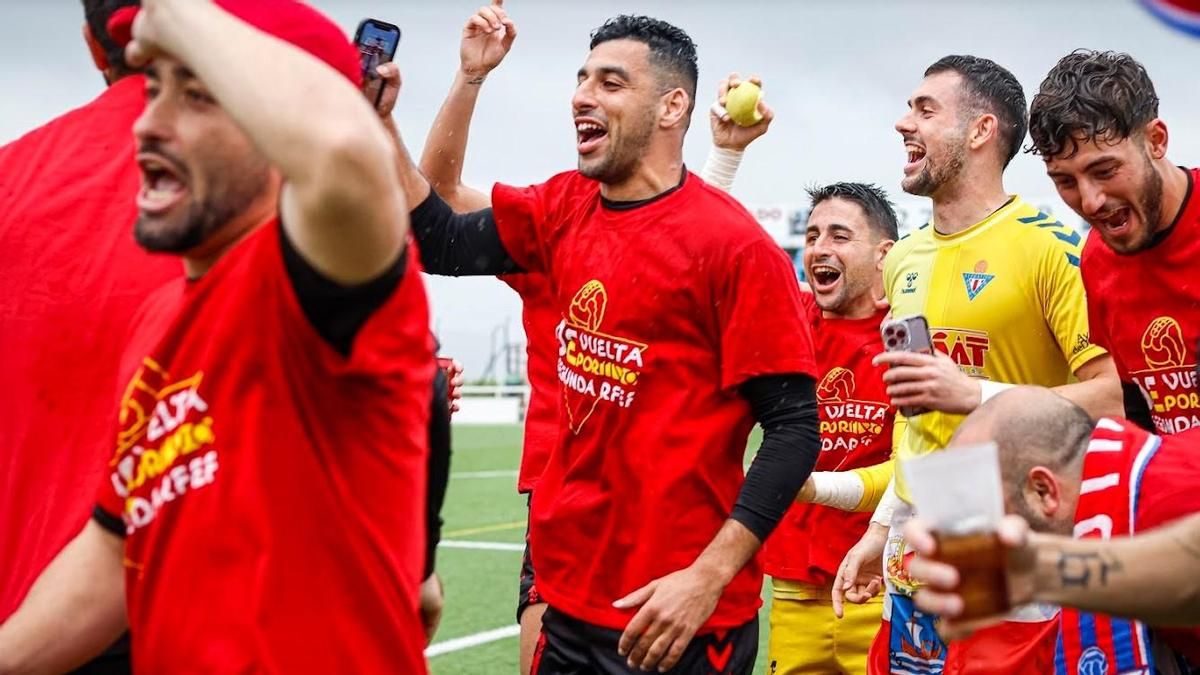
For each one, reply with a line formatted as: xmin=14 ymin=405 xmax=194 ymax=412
xmin=501 ymin=273 xmax=560 ymax=493
xmin=763 ymin=296 xmax=893 ymax=585
xmin=491 ymin=170 xmax=817 ymax=631
xmin=95 ymin=223 xmax=434 ymax=673
xmin=1081 ymin=168 xmax=1200 ymax=435
xmin=0 ymin=76 xmax=180 ymax=619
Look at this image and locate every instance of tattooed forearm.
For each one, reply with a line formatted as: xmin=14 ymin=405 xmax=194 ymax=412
xmin=1032 ymin=515 xmax=1200 ymax=625
xmin=1056 ymin=551 xmax=1123 ymax=589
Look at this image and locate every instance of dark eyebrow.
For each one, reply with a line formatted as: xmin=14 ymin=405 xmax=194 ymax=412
xmin=806 ymin=222 xmax=855 ymax=237
xmin=909 ymin=94 xmax=939 ymax=110
xmin=1083 ymin=155 xmax=1121 ymax=173
xmin=578 ymin=64 xmax=631 ymax=81
xmin=174 ymin=64 xmax=197 ymax=82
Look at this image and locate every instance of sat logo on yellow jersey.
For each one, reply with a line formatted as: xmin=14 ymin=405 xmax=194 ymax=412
xmin=932 ymin=328 xmax=990 ymax=377
xmin=556 ymin=280 xmax=649 ymax=433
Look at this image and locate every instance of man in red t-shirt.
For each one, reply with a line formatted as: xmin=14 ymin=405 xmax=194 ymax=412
xmin=701 ymin=83 xmax=899 ymax=672
xmin=0 ymin=3 xmax=179 ymax=671
xmin=1029 ymin=50 xmax=1200 ymax=437
xmin=758 ymin=183 xmax=898 ymax=674
xmin=403 ymin=6 xmax=558 ymax=669
xmin=904 ymin=387 xmax=1200 ymax=669
xmin=0 ymin=1 xmax=432 ymax=672
xmin=394 ymin=15 xmax=820 ymax=675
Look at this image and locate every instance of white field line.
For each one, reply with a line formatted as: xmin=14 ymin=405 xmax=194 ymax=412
xmin=449 ymin=470 xmax=519 ymax=479
xmin=425 ymin=624 xmax=521 ymax=657
xmin=438 ymin=540 xmax=524 ymax=552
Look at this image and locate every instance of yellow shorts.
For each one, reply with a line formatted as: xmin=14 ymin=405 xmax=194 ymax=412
xmin=766 ymin=579 xmax=883 ymax=675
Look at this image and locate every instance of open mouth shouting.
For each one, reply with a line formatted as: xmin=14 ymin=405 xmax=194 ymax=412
xmin=903 ymin=142 xmax=927 ymax=175
xmin=808 ymin=263 xmax=843 ymax=294
xmin=137 ymin=153 xmax=189 ymax=217
xmin=575 ymin=117 xmax=608 ymax=155
xmin=1091 ymin=205 xmax=1133 ymax=239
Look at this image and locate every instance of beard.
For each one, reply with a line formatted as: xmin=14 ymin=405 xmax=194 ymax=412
xmin=902 ymin=143 xmax=966 ymax=197
xmin=135 ymin=163 xmax=270 ymax=254
xmin=1128 ymin=154 xmax=1165 ymax=253
xmin=578 ymin=108 xmax=656 ymax=185
xmin=902 ymin=122 xmax=968 ymax=198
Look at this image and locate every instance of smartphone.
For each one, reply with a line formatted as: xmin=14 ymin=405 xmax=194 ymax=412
xmin=354 ymin=18 xmax=402 ymax=108
xmin=881 ymin=314 xmax=934 ymax=417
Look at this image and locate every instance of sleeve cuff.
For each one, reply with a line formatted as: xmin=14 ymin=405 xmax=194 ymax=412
xmin=729 ymin=505 xmax=772 ymax=542
xmin=92 ymin=506 xmax=126 ymax=538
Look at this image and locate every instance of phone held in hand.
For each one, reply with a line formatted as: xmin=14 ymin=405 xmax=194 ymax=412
xmin=354 ymin=18 xmax=401 ymax=107
xmin=881 ymin=314 xmax=934 ymax=417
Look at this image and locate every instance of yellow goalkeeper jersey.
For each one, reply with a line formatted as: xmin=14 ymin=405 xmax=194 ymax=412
xmin=885 ymin=197 xmax=1106 ymax=502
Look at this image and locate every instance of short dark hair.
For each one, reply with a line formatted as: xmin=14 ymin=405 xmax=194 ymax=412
xmin=1027 ymin=50 xmax=1160 ymax=159
xmin=590 ymin=15 xmax=698 ymax=114
xmin=806 ymin=182 xmax=900 ymax=241
xmin=83 ymin=0 xmax=140 ymax=76
xmin=925 ymin=55 xmax=1028 ymax=168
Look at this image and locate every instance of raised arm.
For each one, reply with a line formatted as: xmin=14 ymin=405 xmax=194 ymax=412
xmin=700 ymin=73 xmax=773 ymax=192
xmin=419 ymin=1 xmax=516 ymax=212
xmin=127 ymin=0 xmax=406 ymax=284
xmin=0 ymin=522 xmax=127 ymax=674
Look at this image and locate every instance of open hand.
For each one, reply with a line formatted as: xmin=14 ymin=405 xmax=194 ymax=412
xmin=461 ymin=1 xmax=517 ymax=81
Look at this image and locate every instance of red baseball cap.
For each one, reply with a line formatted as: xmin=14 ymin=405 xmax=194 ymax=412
xmin=109 ymin=0 xmax=361 ymax=87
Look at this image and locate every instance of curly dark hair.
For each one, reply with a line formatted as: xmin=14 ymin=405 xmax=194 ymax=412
xmin=590 ymin=15 xmax=698 ymax=114
xmin=924 ymin=55 xmax=1027 ymax=168
xmin=1027 ymin=50 xmax=1159 ymax=159
xmin=83 ymin=0 xmax=140 ymax=76
xmin=807 ymin=182 xmax=900 ymax=241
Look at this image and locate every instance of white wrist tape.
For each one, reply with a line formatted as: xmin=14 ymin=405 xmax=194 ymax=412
xmin=869 ymin=478 xmax=902 ymax=528
xmin=979 ymin=380 xmax=1016 ymax=405
xmin=700 ymin=145 xmax=743 ymax=192
xmin=807 ymin=471 xmax=867 ymax=512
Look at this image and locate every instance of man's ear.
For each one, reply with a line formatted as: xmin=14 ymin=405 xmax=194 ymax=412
xmin=1027 ymin=466 xmax=1064 ymax=518
xmin=84 ymin=21 xmax=111 ymax=73
xmin=875 ymin=239 xmax=894 ymax=272
xmin=660 ymin=88 xmax=690 ymax=130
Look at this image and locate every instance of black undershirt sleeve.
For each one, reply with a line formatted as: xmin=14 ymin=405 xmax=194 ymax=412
xmin=92 ymin=505 xmax=125 ymax=537
xmin=410 ymin=190 xmax=522 ymax=276
xmin=732 ymin=374 xmax=820 ymax=541
xmin=425 ymin=364 xmax=452 ymax=579
xmin=1122 ymin=381 xmax=1155 ymax=432
xmin=279 ymin=222 xmax=407 ymax=357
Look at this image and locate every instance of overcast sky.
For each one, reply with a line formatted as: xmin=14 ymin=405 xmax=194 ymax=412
xmin=2 ymin=0 xmax=1197 ymax=377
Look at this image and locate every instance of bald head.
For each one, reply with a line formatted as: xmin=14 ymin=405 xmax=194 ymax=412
xmin=951 ymin=386 xmax=1094 ymax=534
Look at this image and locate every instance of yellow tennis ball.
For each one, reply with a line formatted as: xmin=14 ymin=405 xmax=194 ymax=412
xmin=725 ymin=81 xmax=763 ymax=127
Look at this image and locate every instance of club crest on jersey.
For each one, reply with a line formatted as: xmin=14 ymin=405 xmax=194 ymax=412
xmin=962 ymin=272 xmax=994 ymax=301
xmin=108 ymin=358 xmax=220 ymax=536
xmin=1132 ymin=315 xmax=1200 ymax=433
xmin=556 ymin=280 xmax=648 ymax=433
xmin=1077 ymin=646 xmax=1108 ymax=675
